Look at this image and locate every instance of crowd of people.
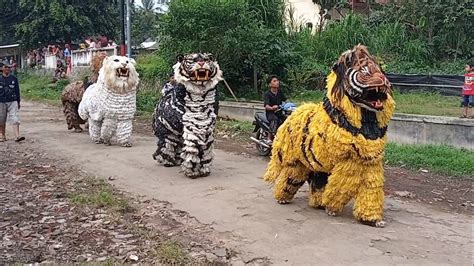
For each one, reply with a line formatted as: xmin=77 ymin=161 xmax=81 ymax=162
xmin=25 ymin=35 xmax=117 ymax=79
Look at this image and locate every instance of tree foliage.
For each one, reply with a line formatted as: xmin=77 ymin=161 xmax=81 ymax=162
xmin=158 ymin=0 xmax=296 ymax=94
xmin=370 ymin=0 xmax=474 ymax=60
xmin=6 ymin=0 xmax=121 ymax=48
xmin=131 ymin=0 xmax=162 ymax=46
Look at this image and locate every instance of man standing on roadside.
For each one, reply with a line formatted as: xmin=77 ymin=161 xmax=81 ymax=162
xmin=0 ymin=63 xmax=25 ymax=142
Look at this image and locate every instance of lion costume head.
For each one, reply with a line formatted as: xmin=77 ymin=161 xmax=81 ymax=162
xmin=173 ymin=53 xmax=223 ymax=94
xmin=325 ymin=45 xmax=395 ymax=130
xmin=98 ymin=55 xmax=139 ymax=94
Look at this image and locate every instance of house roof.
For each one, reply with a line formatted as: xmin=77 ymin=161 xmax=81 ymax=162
xmin=0 ymin=44 xmax=20 ymax=49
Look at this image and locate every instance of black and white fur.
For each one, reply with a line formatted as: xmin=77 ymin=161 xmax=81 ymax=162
xmin=152 ymin=53 xmax=223 ymax=177
xmin=152 ymin=82 xmax=186 ymax=166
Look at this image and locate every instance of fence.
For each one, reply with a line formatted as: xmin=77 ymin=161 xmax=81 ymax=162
xmin=71 ymin=46 xmax=117 ymax=70
xmin=387 ymin=73 xmax=464 ymax=96
xmin=44 ymin=55 xmax=57 ymax=69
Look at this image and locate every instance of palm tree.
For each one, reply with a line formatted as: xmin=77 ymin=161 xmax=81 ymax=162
xmin=140 ymin=0 xmax=156 ymax=12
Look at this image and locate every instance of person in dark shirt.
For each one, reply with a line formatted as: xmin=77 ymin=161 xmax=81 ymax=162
xmin=0 ymin=64 xmax=25 ymax=142
xmin=263 ymin=75 xmax=287 ymax=142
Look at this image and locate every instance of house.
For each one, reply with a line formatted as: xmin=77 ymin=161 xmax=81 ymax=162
xmin=285 ymin=0 xmax=322 ymax=34
xmin=284 ymin=0 xmax=391 ymax=34
xmin=0 ymin=44 xmax=25 ymax=69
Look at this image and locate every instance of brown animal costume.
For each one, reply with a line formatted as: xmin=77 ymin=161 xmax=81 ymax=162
xmin=263 ymin=45 xmax=395 ymax=227
xmin=61 ymin=53 xmax=106 ymax=132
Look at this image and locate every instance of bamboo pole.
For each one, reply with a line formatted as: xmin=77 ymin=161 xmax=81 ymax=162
xmin=222 ymin=79 xmax=239 ymax=102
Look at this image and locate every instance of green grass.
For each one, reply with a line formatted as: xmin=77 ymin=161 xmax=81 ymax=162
xmin=18 ymin=73 xmax=66 ymax=105
xmin=70 ymin=177 xmax=132 ymax=213
xmin=216 ymin=119 xmax=254 ymax=134
xmin=288 ymin=89 xmax=461 ymax=117
xmin=154 ymin=241 xmax=189 ymax=264
xmin=385 ymin=143 xmax=473 ymax=178
xmin=393 ymin=91 xmax=460 ymax=117
xmin=137 ymin=89 xmax=160 ymax=114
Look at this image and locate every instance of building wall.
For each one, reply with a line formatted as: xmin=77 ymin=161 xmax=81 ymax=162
xmin=285 ymin=0 xmax=321 ymax=34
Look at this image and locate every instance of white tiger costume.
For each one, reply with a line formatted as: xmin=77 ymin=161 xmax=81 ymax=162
xmin=152 ymin=53 xmax=223 ymax=177
xmin=78 ymin=55 xmax=140 ymax=147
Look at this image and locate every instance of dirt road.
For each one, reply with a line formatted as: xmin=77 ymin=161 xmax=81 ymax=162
xmin=8 ymin=102 xmax=473 ymax=265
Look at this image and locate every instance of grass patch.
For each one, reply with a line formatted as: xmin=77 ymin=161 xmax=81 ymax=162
xmin=155 ymin=240 xmax=189 ymax=264
xmin=70 ymin=177 xmax=132 ymax=213
xmin=393 ymin=91 xmax=460 ymax=117
xmin=18 ymin=73 xmax=66 ymax=105
xmin=385 ymin=143 xmax=473 ymax=178
xmin=137 ymin=88 xmax=160 ymax=114
xmin=216 ymin=119 xmax=254 ymax=134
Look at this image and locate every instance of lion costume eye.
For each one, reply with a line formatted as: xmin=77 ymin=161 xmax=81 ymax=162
xmin=114 ymin=59 xmax=119 ymax=62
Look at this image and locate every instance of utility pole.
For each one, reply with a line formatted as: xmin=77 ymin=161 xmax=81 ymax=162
xmin=126 ymin=0 xmax=132 ymax=58
xmin=120 ymin=0 xmax=126 ymax=56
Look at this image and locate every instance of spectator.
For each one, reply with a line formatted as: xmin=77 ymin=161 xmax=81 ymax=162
xmin=10 ymin=59 xmax=17 ymax=76
xmin=263 ymin=75 xmax=287 ymax=144
xmin=89 ymin=38 xmax=97 ymax=49
xmin=64 ymin=44 xmax=72 ymax=75
xmin=54 ymin=60 xmax=66 ymax=80
xmin=0 ymin=63 xmax=25 ymax=142
xmin=99 ymin=35 xmax=108 ymax=48
xmin=108 ymin=40 xmax=117 ymax=47
xmin=461 ymin=61 xmax=474 ymax=118
xmin=57 ymin=46 xmax=64 ymax=60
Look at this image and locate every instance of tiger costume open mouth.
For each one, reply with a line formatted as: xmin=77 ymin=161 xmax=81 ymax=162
xmin=347 ymin=68 xmax=391 ymax=112
xmin=192 ymin=68 xmax=211 ymax=81
xmin=332 ymin=46 xmax=393 ymax=112
xmin=116 ymin=67 xmax=130 ymax=78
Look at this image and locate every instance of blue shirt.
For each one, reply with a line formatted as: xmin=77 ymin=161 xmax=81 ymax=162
xmin=0 ymin=75 xmax=20 ymax=103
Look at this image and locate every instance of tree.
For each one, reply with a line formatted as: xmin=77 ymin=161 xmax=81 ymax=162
xmin=140 ymin=0 xmax=156 ymax=12
xmin=131 ymin=8 xmax=161 ymax=46
xmin=372 ymin=0 xmax=474 ymax=60
xmin=159 ymin=0 xmax=297 ymax=94
xmin=13 ymin=0 xmax=122 ymax=48
xmin=0 ymin=0 xmax=22 ymax=45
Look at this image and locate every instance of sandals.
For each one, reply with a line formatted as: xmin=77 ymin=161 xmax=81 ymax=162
xmin=14 ymin=137 xmax=25 ymax=142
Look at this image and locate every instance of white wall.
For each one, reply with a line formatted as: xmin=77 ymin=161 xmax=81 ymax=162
xmin=285 ymin=0 xmax=321 ymax=34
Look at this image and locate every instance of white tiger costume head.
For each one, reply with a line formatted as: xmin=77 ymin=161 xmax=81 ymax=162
xmin=173 ymin=53 xmax=223 ymax=94
xmin=99 ymin=55 xmax=140 ymax=94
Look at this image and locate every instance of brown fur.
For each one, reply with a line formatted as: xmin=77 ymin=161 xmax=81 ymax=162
xmin=61 ymin=53 xmax=106 ymax=132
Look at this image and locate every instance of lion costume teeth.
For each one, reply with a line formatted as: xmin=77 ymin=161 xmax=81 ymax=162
xmin=78 ymin=55 xmax=140 ymax=147
xmin=263 ymin=45 xmax=395 ymax=227
xmin=152 ymin=53 xmax=223 ymax=178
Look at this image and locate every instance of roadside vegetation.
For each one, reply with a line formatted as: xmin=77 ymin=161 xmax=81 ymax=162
xmin=217 ymin=119 xmax=474 ymax=178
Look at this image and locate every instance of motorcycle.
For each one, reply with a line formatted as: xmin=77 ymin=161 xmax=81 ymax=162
xmin=250 ymin=102 xmax=297 ymax=156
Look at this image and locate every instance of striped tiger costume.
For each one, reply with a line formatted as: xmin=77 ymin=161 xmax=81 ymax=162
xmin=61 ymin=53 xmax=106 ymax=132
xmin=152 ymin=82 xmax=186 ymax=166
xmin=152 ymin=53 xmax=223 ymax=178
xmin=263 ymin=45 xmax=395 ymax=227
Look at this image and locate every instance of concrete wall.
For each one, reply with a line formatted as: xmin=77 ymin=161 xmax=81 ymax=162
xmin=219 ymin=101 xmax=474 ymax=150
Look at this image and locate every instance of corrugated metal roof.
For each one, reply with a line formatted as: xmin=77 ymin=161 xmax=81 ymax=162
xmin=0 ymin=44 xmax=20 ymax=49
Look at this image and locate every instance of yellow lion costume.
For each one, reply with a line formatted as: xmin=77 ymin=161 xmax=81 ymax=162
xmin=263 ymin=45 xmax=395 ymax=227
